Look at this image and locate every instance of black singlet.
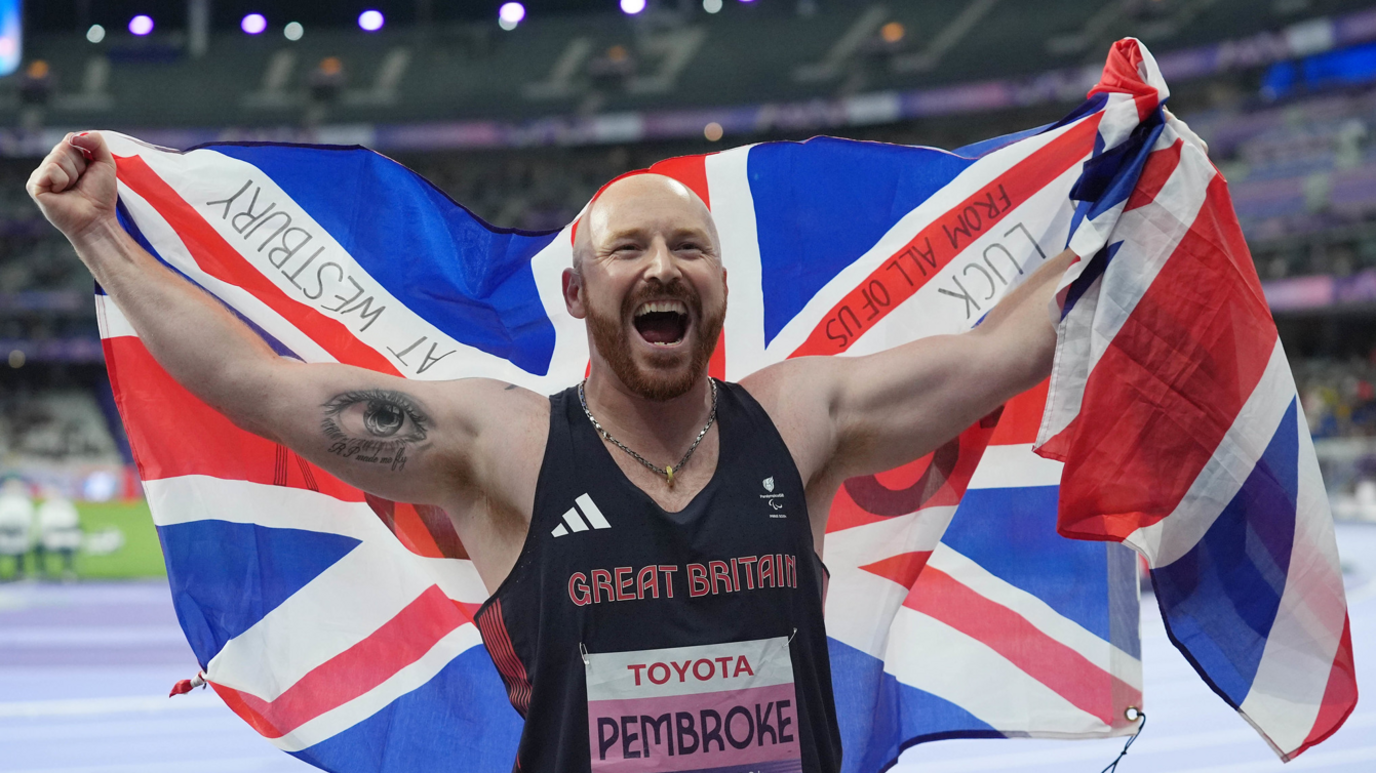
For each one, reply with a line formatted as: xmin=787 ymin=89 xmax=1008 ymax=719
xmin=475 ymin=380 xmax=842 ymax=773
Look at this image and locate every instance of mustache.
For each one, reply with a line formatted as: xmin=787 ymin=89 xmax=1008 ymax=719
xmin=621 ymin=278 xmax=701 ymax=318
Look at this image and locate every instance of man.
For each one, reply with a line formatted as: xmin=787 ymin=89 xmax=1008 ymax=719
xmin=30 ymin=131 xmax=1073 ymax=772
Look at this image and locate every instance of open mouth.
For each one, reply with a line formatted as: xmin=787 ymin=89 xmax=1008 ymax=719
xmin=633 ymin=300 xmax=689 ymax=346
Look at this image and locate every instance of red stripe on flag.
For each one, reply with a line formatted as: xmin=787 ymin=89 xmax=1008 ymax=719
xmin=1052 ymin=174 xmax=1275 ymax=541
xmin=905 ymin=567 xmax=1139 ymax=726
xmin=1124 ymin=139 xmax=1183 ymax=212
xmin=988 ymin=378 xmax=1049 ymax=446
xmin=859 ymin=551 xmax=932 ymax=590
xmin=113 ymin=154 xmax=402 ymax=376
xmin=1088 ymin=39 xmax=1160 ymax=122
xmin=211 ymin=584 xmax=466 ymax=739
xmin=708 ymin=328 xmax=726 ymax=381
xmin=649 ymin=154 xmax=713 ymax=209
xmin=364 ymin=494 xmax=469 ymax=559
xmin=102 ymin=335 xmax=363 ymax=500
xmin=792 ymin=115 xmax=1101 ymax=358
xmin=1289 ymin=615 xmax=1359 ymax=761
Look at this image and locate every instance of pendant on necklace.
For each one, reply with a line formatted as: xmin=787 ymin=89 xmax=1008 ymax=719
xmin=665 ymin=465 xmax=675 ymax=487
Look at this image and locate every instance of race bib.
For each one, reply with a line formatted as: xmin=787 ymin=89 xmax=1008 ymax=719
xmin=585 ymin=637 xmax=802 ymax=772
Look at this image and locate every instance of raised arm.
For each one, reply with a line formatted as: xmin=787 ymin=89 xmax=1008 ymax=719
xmin=747 ymin=248 xmax=1076 ymax=488
xmin=27 ymin=132 xmax=545 ymax=511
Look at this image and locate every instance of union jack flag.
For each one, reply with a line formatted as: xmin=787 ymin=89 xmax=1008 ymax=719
xmin=94 ymin=37 xmax=1352 ymax=773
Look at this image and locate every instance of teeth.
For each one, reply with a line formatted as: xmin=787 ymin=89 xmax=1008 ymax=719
xmin=635 ymin=300 xmax=687 ymax=317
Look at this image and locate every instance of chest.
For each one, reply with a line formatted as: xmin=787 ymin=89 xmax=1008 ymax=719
xmin=598 ymin=428 xmax=720 ymax=512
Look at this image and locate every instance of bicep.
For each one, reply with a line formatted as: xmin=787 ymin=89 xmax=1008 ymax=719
xmin=247 ymin=361 xmax=505 ymax=506
xmin=829 ymin=329 xmax=1015 ymax=477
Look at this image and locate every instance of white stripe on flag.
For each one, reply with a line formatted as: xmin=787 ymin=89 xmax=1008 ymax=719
xmin=883 ymin=604 xmax=1109 ymax=736
xmin=1124 ymin=339 xmax=1294 ymax=566
xmin=1237 ymin=400 xmax=1349 ymax=758
xmin=705 ymin=145 xmax=768 ymax=380
xmin=928 ymin=545 xmax=1141 ymax=686
xmin=266 ymin=624 xmax=485 ymax=752
xmin=967 ymin=444 xmax=1063 ymax=489
xmin=145 ymin=475 xmax=376 ymax=538
xmin=95 ymin=294 xmax=138 ymax=340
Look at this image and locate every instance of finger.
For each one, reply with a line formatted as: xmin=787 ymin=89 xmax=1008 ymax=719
xmin=69 ymin=131 xmax=115 ymax=167
xmin=36 ymin=161 xmax=73 ymax=194
xmin=40 ymin=138 xmax=87 ymax=177
xmin=51 ymin=145 xmax=87 ymax=185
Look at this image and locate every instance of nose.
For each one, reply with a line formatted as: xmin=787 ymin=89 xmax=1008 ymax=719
xmin=643 ymin=237 xmax=682 ymax=284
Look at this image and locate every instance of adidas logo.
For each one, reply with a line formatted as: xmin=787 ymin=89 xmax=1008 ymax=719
xmin=551 ymin=494 xmax=612 ymax=538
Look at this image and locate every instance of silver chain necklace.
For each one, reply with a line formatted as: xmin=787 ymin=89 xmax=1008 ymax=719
xmin=578 ymin=378 xmax=717 ymax=488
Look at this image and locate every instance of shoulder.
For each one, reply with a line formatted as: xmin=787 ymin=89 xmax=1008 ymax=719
xmin=417 ymin=377 xmax=551 ymax=495
xmin=738 ymin=358 xmax=842 ymax=486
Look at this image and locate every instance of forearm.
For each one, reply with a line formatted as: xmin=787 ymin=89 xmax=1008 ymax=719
xmin=969 ymin=246 xmax=1077 ymax=391
xmin=74 ymin=219 xmax=280 ymax=434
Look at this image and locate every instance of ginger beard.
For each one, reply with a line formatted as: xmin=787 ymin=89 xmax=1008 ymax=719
xmin=585 ymin=276 xmax=725 ymax=401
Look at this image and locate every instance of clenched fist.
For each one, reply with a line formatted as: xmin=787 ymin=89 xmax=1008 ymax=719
xmin=26 ymin=131 xmax=119 ymax=247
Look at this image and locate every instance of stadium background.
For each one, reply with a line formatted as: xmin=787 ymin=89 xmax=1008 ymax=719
xmin=1 ymin=1 xmax=1374 ymax=771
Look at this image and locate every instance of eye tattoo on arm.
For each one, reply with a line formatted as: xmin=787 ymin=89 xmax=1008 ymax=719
xmin=321 ymin=389 xmax=431 ymax=472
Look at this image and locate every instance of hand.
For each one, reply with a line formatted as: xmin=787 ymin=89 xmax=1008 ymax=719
xmin=26 ymin=131 xmax=120 ymax=246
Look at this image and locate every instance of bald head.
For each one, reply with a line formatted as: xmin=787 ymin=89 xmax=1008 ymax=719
xmin=572 ymin=173 xmax=719 ymax=271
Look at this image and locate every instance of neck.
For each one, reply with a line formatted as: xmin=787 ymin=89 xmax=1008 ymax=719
xmin=583 ymin=369 xmax=714 ymax=460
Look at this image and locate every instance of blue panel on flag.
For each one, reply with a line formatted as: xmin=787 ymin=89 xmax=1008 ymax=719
xmin=1069 ymin=117 xmax=1163 ymax=221
xmin=206 ymin=144 xmax=560 ymax=375
xmin=943 ymin=485 xmax=1112 ymax=641
xmin=158 ymin=521 xmax=360 ymax=665
xmin=1151 ymin=399 xmax=1300 ymax=706
xmin=829 ymin=639 xmax=999 ymax=773
xmin=291 ymin=644 xmax=523 ymax=773
xmin=747 ymin=138 xmax=976 ymax=346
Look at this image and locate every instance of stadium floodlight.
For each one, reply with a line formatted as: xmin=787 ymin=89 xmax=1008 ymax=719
xmin=358 ymin=9 xmax=385 ymax=32
xmin=703 ymin=0 xmax=722 ymax=12
xmin=499 ymin=2 xmax=525 ymax=26
xmin=86 ymin=24 xmax=106 ymax=43
xmin=620 ymin=0 xmax=647 ymax=15
xmin=284 ymin=21 xmax=304 ymax=41
xmin=241 ymin=13 xmax=267 ymax=35
xmin=128 ymin=15 xmax=154 ymax=36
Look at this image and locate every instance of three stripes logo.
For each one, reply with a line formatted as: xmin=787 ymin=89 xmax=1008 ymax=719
xmin=551 ymin=494 xmax=612 ymax=538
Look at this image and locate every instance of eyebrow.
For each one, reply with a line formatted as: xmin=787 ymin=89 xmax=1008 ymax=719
xmin=600 ymin=225 xmax=713 ymax=244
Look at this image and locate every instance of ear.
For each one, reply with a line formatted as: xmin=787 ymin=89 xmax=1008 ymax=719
xmin=562 ymin=268 xmax=586 ymax=319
